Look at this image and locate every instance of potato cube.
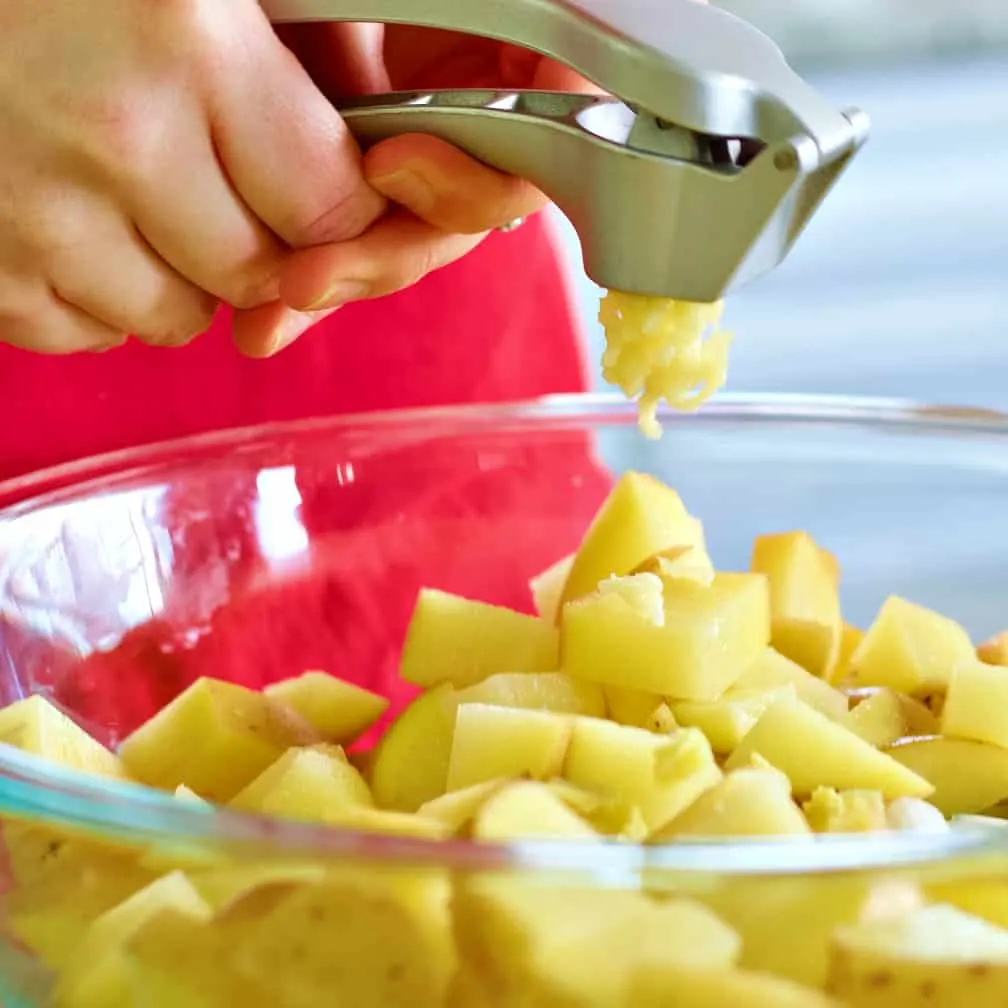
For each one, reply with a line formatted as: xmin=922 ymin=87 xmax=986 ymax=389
xmin=417 ymin=779 xmax=508 ymax=833
xmin=829 ymin=903 xmax=1008 ymax=1006
xmin=454 ymin=877 xmax=739 ymax=1006
xmin=942 ymin=660 xmax=1008 ymax=749
xmin=735 ymin=647 xmax=848 ymax=720
xmin=673 ymin=686 xmax=795 ymax=754
xmin=978 ymin=631 xmax=1008 ymax=667
xmin=562 ymin=572 xmax=769 ymax=700
xmin=849 ymin=596 xmax=974 ymax=696
xmin=604 ymin=685 xmax=666 ymax=727
xmin=446 ymin=704 xmax=571 ymax=792
xmin=563 ymin=718 xmax=721 ymax=832
xmin=885 ymin=796 xmax=948 ymax=833
xmin=632 ymin=966 xmax=840 ymax=1007
xmin=400 ymin=589 xmax=559 ymax=689
xmin=844 ymin=687 xmax=939 ymax=745
xmin=560 ymin=472 xmax=709 ymax=606
xmin=529 ymin=554 xmax=574 ymax=624
xmin=833 ymin=623 xmax=865 ymax=683
xmin=656 ymin=766 xmax=811 ymax=839
xmin=750 ymin=531 xmax=843 ymax=678
xmin=229 ymin=744 xmax=372 ymax=823
xmin=370 ymin=672 xmax=603 ymax=812
xmin=630 ymin=544 xmax=715 ymax=586
xmin=263 ymin=671 xmax=387 ymax=745
xmin=725 ymin=695 xmax=933 ymax=799
xmin=118 ymin=677 xmax=318 ymax=801
xmin=0 ymin=695 xmax=126 ymax=779
xmin=55 ymin=871 xmax=212 ymax=1007
xmin=545 ymin=780 xmax=644 ymax=839
xmin=802 ymin=787 xmax=887 ymax=833
xmin=884 ymin=735 xmax=1008 ymax=815
xmin=471 ymin=780 xmax=599 ymax=842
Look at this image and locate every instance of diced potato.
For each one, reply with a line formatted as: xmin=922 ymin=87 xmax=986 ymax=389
xmin=926 ymin=879 xmax=1008 ymax=931
xmin=263 ymin=671 xmax=388 ymax=745
xmin=416 ymin=779 xmax=508 ymax=833
xmin=630 ymin=544 xmax=715 ymax=586
xmin=559 ymin=471 xmax=709 ymax=606
xmin=562 ymin=572 xmax=770 ymax=700
xmin=544 ymin=779 xmax=644 ymax=839
xmin=118 ymin=677 xmax=319 ymax=801
xmin=55 ymin=871 xmax=212 ymax=1007
xmin=604 ymin=685 xmax=665 ymax=727
xmin=400 ymin=589 xmax=559 ymax=689
xmin=529 ymin=553 xmax=574 ymax=624
xmin=848 ymin=596 xmax=975 ymax=696
xmin=656 ymin=766 xmax=811 ymax=838
xmin=828 ymin=903 xmax=1008 ymax=1006
xmin=446 ymin=704 xmax=571 ymax=792
xmin=673 ymin=686 xmax=795 ymax=754
xmin=563 ymin=718 xmax=721 ymax=832
xmin=750 ymin=531 xmax=843 ymax=678
xmin=370 ymin=672 xmax=603 ymax=812
xmin=832 ymin=623 xmax=865 ymax=684
xmin=942 ymin=660 xmax=1008 ymax=748
xmin=0 ymin=695 xmax=127 ymax=779
xmin=632 ymin=965 xmax=840 ymax=1007
xmin=845 ymin=687 xmax=940 ymax=745
xmin=978 ymin=630 xmax=1008 ymax=667
xmin=229 ymin=744 xmax=373 ymax=823
xmin=471 ymin=780 xmax=600 ymax=841
xmin=884 ymin=735 xmax=1008 ymax=815
xmin=454 ymin=877 xmax=739 ymax=1005
xmin=185 ymin=862 xmax=326 ymax=914
xmin=735 ymin=647 xmax=849 ymax=720
xmin=725 ymin=695 xmax=934 ymax=799
xmin=803 ymin=787 xmax=887 ymax=833
xmin=328 ymin=807 xmax=452 ymax=840
xmin=232 ymin=869 xmax=456 ymax=1008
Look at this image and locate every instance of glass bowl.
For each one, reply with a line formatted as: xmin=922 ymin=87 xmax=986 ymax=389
xmin=3 ymin=393 xmax=1008 ymax=1007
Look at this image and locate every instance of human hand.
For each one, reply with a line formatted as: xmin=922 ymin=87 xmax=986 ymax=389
xmin=0 ymin=0 xmax=385 ymax=355
xmin=239 ymin=25 xmax=601 ymax=352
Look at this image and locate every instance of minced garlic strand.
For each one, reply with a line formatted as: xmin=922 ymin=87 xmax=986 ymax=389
xmin=599 ymin=291 xmax=732 ymax=439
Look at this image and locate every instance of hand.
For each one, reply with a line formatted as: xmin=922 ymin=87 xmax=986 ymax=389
xmin=0 ymin=0 xmax=385 ymax=355
xmin=239 ymin=25 xmax=600 ymax=352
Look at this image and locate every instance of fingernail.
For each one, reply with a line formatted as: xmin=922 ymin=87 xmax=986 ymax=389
xmin=269 ymin=312 xmax=315 ymax=355
xmin=305 ymin=279 xmax=370 ymax=311
xmin=370 ymin=169 xmax=436 ymax=213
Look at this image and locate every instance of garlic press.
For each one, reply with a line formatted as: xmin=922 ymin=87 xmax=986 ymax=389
xmin=262 ymin=0 xmax=869 ymax=303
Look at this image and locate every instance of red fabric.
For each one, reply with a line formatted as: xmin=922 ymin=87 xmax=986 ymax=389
xmin=0 ymin=216 xmax=587 ymax=483
xmin=0 ymin=218 xmax=615 ymax=743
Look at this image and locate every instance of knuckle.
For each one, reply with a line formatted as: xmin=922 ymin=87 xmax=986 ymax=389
xmin=288 ymin=185 xmax=386 ymax=249
xmin=148 ymin=292 xmax=218 ymax=346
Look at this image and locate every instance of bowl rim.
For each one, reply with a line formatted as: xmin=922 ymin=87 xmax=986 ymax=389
xmin=3 ymin=390 xmax=1008 ymax=876
xmin=2 ymin=390 xmax=1008 ymax=513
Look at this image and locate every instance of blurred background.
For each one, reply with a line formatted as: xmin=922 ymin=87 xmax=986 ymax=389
xmin=554 ymin=0 xmax=1008 ymax=406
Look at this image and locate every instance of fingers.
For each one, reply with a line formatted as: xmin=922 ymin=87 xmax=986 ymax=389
xmin=279 ymin=211 xmax=485 ymax=312
xmin=0 ymin=278 xmax=125 ymax=355
xmin=205 ymin=4 xmax=386 ymax=249
xmin=232 ymin=301 xmax=331 ymax=359
xmin=46 ymin=199 xmax=218 ymax=347
xmin=364 ymin=134 xmax=549 ymax=234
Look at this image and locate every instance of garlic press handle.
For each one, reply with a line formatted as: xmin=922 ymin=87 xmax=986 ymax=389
xmin=263 ymin=0 xmax=858 ymax=161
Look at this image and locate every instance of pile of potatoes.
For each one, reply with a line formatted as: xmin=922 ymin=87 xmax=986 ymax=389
xmin=5 ymin=472 xmax=1008 ymax=1006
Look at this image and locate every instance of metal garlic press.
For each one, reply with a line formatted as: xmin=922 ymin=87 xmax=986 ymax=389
xmin=262 ymin=0 xmax=869 ymax=303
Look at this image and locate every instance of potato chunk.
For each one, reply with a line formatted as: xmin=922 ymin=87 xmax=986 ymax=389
xmin=118 ymin=678 xmax=318 ymax=801
xmin=446 ymin=704 xmax=571 ymax=792
xmin=735 ymin=647 xmax=848 ymax=721
xmin=562 ymin=572 xmax=770 ymax=700
xmin=941 ymin=659 xmax=1008 ymax=748
xmin=471 ymin=780 xmax=599 ymax=842
xmin=263 ymin=671 xmax=387 ymax=745
xmin=0 ymin=695 xmax=126 ymax=780
xmin=829 ymin=903 xmax=1008 ymax=1006
xmin=400 ymin=589 xmax=559 ymax=689
xmin=725 ymin=695 xmax=933 ymax=799
xmin=750 ymin=531 xmax=842 ymax=678
xmin=560 ymin=471 xmax=709 ymax=605
xmin=849 ymin=596 xmax=974 ymax=696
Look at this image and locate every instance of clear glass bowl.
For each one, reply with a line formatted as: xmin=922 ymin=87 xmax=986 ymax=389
xmin=3 ymin=392 xmax=1008 ymax=1007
